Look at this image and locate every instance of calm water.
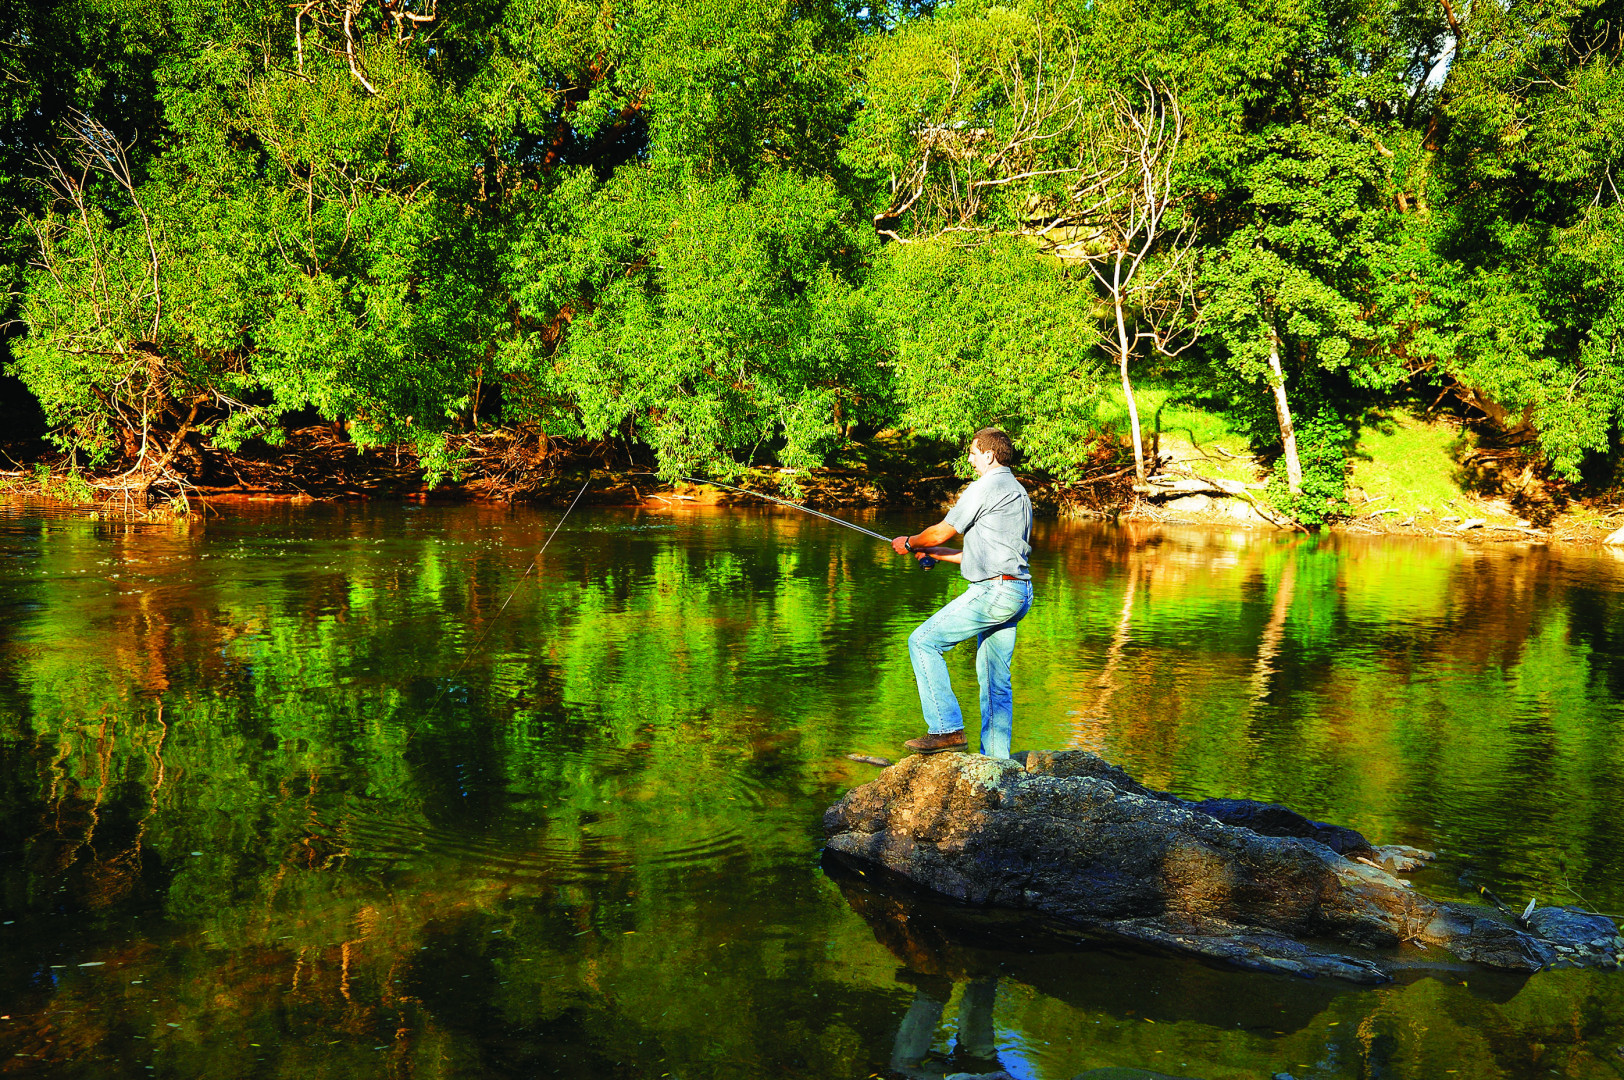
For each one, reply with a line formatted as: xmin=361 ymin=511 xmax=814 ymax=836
xmin=1 ymin=500 xmax=1622 ymax=1079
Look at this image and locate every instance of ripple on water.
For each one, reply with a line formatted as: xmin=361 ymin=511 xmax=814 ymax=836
xmin=316 ymin=788 xmax=757 ymax=883
xmin=325 ymin=811 xmax=637 ymax=884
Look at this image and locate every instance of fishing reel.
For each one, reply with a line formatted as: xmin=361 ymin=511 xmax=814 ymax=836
xmin=904 ymin=538 xmax=936 ymax=570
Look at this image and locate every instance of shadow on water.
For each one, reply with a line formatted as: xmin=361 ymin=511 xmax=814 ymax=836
xmin=820 ymin=849 xmax=1624 ymax=1078
xmin=823 ymin=850 xmax=1368 ymax=1029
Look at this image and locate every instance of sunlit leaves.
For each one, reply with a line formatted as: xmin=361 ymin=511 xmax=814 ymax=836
xmin=505 ymin=166 xmax=883 ymax=478
xmin=866 ymin=238 xmax=1105 ymax=477
xmin=9 ymin=0 xmax=1624 ymax=484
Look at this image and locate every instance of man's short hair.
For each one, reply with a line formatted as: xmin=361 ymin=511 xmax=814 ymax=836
xmin=971 ymin=427 xmax=1017 ymax=466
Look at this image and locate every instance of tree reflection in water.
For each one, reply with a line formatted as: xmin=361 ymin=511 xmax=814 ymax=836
xmin=0 ymin=504 xmax=1621 ymax=1079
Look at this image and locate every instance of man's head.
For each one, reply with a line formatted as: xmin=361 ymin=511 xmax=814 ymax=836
xmin=970 ymin=428 xmax=1017 ymax=470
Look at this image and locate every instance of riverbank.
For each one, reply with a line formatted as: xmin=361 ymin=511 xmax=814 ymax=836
xmin=1138 ymin=495 xmax=1624 ymax=547
xmin=1125 ymin=425 xmax=1624 ymax=546
xmin=4 ymin=414 xmax=1621 ymax=546
xmin=0 ymin=424 xmax=1126 ymax=517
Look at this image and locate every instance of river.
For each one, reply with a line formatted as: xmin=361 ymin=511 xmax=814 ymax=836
xmin=1 ymin=500 xmax=1621 ymax=1079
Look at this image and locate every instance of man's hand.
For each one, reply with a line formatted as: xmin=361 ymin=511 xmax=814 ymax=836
xmin=891 ymin=535 xmax=913 ymax=556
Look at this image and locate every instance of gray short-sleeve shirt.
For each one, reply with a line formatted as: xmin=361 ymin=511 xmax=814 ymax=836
xmin=943 ymin=466 xmax=1032 ymax=582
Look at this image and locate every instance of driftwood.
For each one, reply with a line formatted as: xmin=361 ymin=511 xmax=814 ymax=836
xmin=1136 ymin=465 xmax=1301 ymax=531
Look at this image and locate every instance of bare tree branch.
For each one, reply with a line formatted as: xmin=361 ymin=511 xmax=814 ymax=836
xmin=873 ymin=27 xmax=1090 ymax=240
xmin=288 ymin=0 xmax=437 ymax=92
xmin=1061 ymin=80 xmax=1198 ymax=481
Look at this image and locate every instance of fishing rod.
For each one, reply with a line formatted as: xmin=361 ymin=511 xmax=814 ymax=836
xmin=678 ymin=475 xmax=935 ymax=569
xmin=430 ymin=477 xmax=592 ymax=712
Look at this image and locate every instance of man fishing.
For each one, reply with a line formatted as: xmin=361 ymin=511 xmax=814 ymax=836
xmin=891 ymin=428 xmax=1033 ymax=759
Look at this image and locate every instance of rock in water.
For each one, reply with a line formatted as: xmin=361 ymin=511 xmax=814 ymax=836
xmin=1006 ymin=750 xmax=1379 ymax=857
xmin=1523 ymin=906 xmax=1624 ymax=969
xmin=822 ymin=752 xmax=1616 ymax=982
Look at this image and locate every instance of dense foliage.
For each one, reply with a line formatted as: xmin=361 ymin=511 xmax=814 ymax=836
xmin=4 ymin=0 xmax=1624 ymax=489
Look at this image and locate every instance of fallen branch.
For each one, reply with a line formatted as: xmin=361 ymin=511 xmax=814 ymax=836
xmin=1173 ymin=468 xmax=1303 ymax=532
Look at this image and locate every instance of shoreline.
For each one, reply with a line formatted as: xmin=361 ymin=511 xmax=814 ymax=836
xmin=6 ymin=473 xmax=1621 ymax=550
xmin=4 ymin=423 xmax=1619 ymax=546
xmin=1124 ymin=496 xmax=1624 ymax=547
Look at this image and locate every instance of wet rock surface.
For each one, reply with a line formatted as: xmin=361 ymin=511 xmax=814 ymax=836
xmin=1523 ymin=906 xmax=1624 ymax=968
xmin=822 ymin=752 xmax=1622 ymax=983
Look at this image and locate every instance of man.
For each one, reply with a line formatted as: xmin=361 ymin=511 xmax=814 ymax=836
xmin=891 ymin=428 xmax=1033 ymax=759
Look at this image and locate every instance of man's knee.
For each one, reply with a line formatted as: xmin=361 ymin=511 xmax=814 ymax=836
xmin=909 ymin=624 xmax=945 ymax=654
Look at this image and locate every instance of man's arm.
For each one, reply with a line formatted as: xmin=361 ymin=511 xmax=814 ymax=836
xmin=891 ymin=522 xmax=961 ymax=563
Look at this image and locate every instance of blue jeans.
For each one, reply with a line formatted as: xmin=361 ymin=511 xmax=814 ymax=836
xmin=907 ymin=578 xmax=1033 ymax=759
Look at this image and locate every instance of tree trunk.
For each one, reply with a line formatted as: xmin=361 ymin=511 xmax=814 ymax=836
xmin=1113 ymin=263 xmax=1145 ymax=481
xmin=1267 ymin=323 xmax=1303 ymax=495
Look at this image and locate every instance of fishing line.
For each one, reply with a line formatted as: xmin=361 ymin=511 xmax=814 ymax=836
xmin=429 ymin=477 xmax=591 ymax=712
xmin=677 ymin=475 xmax=935 ymax=568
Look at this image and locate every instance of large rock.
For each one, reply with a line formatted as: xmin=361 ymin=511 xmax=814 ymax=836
xmin=1009 ymin=749 xmax=1380 ymax=858
xmin=1163 ymin=494 xmax=1213 ymax=515
xmin=822 ymin=752 xmax=1618 ymax=983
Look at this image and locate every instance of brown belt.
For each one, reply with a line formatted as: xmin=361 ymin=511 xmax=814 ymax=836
xmin=992 ymin=574 xmax=1022 ymax=581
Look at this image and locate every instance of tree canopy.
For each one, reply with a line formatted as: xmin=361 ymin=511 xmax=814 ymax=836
xmin=4 ymin=0 xmax=1623 ymax=492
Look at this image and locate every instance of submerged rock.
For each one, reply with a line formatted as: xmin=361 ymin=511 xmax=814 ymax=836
xmin=822 ymin=752 xmax=1621 ymax=983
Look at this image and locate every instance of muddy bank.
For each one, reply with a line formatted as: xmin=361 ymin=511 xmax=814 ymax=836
xmin=0 ymin=424 xmax=1118 ymax=516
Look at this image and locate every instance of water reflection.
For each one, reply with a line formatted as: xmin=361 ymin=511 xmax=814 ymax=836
xmin=827 ymin=852 xmax=1364 ymax=1012
xmin=890 ymin=977 xmax=1001 ymax=1079
xmin=0 ymin=505 xmax=1621 ymax=1078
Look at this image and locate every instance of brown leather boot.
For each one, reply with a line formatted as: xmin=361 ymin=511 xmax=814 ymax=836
xmin=904 ymin=730 xmax=967 ymax=755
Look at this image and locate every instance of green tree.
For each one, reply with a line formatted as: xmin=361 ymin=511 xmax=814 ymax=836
xmin=10 ymin=0 xmax=895 ymax=485
xmin=1202 ymin=126 xmax=1402 ymax=494
xmin=502 ymin=166 xmax=885 ymax=478
xmin=1420 ymin=0 xmax=1624 ymax=478
xmin=848 ymin=4 xmax=1195 ymax=477
xmin=864 ymin=237 xmax=1103 ymax=476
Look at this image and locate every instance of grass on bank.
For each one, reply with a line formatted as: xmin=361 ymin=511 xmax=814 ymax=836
xmin=1345 ymin=412 xmax=1474 ymax=517
xmin=1097 ymin=381 xmax=1261 ymax=486
xmin=1093 ymin=386 xmax=1493 ymax=523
